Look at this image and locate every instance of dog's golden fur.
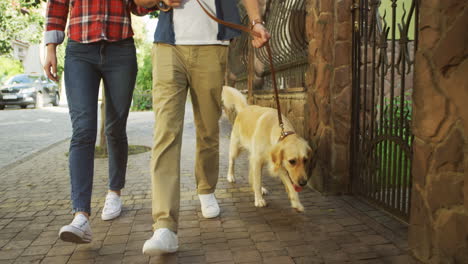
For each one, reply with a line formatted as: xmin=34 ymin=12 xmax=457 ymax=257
xmin=222 ymin=86 xmax=312 ymax=212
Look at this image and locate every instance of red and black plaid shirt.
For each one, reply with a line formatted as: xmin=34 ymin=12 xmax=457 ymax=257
xmin=46 ymin=0 xmax=152 ymax=43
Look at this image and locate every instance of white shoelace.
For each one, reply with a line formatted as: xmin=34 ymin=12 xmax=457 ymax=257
xmin=71 ymin=214 xmax=89 ymax=230
xmin=103 ymin=193 xmax=121 ymax=212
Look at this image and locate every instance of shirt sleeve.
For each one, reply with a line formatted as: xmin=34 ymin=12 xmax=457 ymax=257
xmin=44 ymin=0 xmax=70 ymax=45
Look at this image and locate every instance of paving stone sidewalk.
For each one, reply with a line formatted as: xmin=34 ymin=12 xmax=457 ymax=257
xmin=0 ymin=107 xmax=419 ymax=264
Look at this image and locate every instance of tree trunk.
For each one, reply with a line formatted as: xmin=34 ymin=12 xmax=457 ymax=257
xmin=99 ymin=83 xmax=107 ymax=155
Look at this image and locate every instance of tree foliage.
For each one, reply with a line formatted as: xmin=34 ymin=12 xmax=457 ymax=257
xmin=149 ymin=11 xmax=159 ymax=19
xmin=0 ymin=0 xmax=45 ymax=55
xmin=132 ymin=43 xmax=153 ymax=111
xmin=20 ymin=0 xmax=44 ymax=8
xmin=131 ymin=15 xmax=153 ymax=111
xmin=0 ymin=56 xmax=23 ymax=83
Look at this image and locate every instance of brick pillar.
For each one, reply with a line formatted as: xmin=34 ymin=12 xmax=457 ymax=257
xmin=306 ymin=0 xmax=353 ymax=193
xmin=408 ymin=1 xmax=468 ymax=263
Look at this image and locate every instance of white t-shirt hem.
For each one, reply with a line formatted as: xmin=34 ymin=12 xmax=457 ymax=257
xmin=174 ymin=40 xmax=230 ymax=45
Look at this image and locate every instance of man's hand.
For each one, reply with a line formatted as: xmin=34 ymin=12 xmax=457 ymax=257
xmin=241 ymin=0 xmax=271 ymax=48
xmin=251 ymin=23 xmax=270 ymax=48
xmin=44 ymin=44 xmax=59 ymax=82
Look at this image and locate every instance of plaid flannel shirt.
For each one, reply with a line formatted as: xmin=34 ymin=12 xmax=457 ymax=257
xmin=45 ymin=0 xmax=153 ymax=45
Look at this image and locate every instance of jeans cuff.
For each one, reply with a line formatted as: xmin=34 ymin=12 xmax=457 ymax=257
xmin=73 ymin=207 xmax=91 ymax=216
xmin=109 ymin=186 xmax=123 ymax=192
xmin=109 ymin=185 xmax=124 ymax=192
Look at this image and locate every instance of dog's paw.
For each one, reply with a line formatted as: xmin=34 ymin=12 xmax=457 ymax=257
xmin=261 ymin=187 xmax=269 ymax=195
xmin=292 ymin=202 xmax=304 ymax=212
xmin=255 ymin=198 xmax=267 ymax=207
xmin=227 ymin=174 xmax=236 ymax=183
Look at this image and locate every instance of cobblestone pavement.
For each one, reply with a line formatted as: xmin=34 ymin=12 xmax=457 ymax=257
xmin=0 ymin=105 xmax=419 ymax=264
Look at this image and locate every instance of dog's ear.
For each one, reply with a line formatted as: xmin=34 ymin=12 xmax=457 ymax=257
xmin=306 ymin=145 xmax=313 ymax=174
xmin=271 ymin=145 xmax=283 ymax=172
xmin=306 ymin=145 xmax=317 ymax=176
xmin=306 ymin=145 xmax=312 ymax=157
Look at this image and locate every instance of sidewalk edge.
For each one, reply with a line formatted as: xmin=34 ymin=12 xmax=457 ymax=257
xmin=0 ymin=138 xmax=70 ymax=173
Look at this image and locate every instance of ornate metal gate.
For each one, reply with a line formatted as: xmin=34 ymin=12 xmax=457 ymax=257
xmin=227 ymin=0 xmax=308 ymax=91
xmin=350 ymin=0 xmax=419 ymax=222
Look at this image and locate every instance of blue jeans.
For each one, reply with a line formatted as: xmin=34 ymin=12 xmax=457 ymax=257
xmin=64 ymin=38 xmax=137 ymax=215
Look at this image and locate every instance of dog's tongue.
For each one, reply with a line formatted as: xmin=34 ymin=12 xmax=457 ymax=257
xmin=294 ymin=185 xmax=303 ymax=192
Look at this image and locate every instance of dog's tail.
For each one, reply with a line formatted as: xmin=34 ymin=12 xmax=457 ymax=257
xmin=222 ymin=86 xmax=248 ymax=114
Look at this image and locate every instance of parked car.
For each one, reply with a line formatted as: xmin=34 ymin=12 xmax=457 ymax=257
xmin=0 ymin=74 xmax=60 ymax=110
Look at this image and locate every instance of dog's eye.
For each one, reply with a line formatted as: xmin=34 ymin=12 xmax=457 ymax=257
xmin=303 ymin=158 xmax=308 ymax=163
xmin=289 ymin=159 xmax=296 ymax=165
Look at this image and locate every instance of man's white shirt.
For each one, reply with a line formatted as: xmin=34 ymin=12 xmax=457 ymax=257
xmin=173 ymin=0 xmax=230 ymax=45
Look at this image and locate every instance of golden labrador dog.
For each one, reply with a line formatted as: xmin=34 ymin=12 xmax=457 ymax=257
xmin=222 ymin=86 xmax=312 ymax=212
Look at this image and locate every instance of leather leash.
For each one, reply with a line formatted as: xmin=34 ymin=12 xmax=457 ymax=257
xmin=157 ymin=0 xmax=295 ymax=141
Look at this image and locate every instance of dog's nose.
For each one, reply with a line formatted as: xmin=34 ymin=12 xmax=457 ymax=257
xmin=299 ymin=180 xmax=307 ymax=186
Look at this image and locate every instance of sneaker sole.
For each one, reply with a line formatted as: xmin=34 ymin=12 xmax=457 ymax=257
xmin=59 ymin=230 xmax=92 ymax=244
xmin=202 ymin=207 xmax=220 ymax=218
xmin=101 ymin=208 xmax=122 ymax=221
xmin=202 ymin=211 xmax=220 ymax=218
xmin=59 ymin=226 xmax=91 ymax=244
xmin=142 ymin=246 xmax=178 ymax=255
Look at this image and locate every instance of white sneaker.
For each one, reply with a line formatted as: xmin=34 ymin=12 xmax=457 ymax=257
xmin=199 ymin=193 xmax=220 ymax=218
xmin=59 ymin=214 xmax=92 ymax=243
xmin=101 ymin=192 xmax=122 ymax=221
xmin=142 ymin=228 xmax=178 ymax=255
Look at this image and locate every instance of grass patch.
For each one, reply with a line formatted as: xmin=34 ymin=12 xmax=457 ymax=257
xmin=372 ymin=93 xmax=413 ymax=187
xmin=375 ymin=139 xmax=412 ymax=186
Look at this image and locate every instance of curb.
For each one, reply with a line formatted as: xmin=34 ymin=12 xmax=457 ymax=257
xmin=0 ymin=137 xmax=70 ymax=174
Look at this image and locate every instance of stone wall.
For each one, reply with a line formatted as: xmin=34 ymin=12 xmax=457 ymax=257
xmin=252 ymin=92 xmax=307 ymax=137
xmin=408 ymin=1 xmax=468 ymax=263
xmin=305 ymin=0 xmax=353 ymax=193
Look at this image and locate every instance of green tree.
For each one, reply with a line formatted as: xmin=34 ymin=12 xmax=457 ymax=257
xmin=0 ymin=56 xmax=23 ymax=83
xmin=0 ymin=0 xmax=45 ymax=55
xmin=131 ymin=15 xmax=154 ymax=111
xmin=132 ymin=43 xmax=153 ymax=110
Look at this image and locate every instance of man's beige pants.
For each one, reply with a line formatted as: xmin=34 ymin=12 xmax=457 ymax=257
xmin=150 ymin=43 xmax=227 ymax=232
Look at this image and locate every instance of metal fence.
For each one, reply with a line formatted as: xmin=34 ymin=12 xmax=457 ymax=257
xmin=227 ymin=0 xmax=308 ymax=91
xmin=350 ymin=0 xmax=419 ymax=222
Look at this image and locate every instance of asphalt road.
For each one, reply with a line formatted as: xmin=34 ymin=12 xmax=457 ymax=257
xmin=0 ymin=105 xmax=72 ymax=169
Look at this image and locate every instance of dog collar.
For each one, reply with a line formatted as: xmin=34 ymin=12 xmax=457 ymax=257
xmin=278 ymin=131 xmax=295 ymax=142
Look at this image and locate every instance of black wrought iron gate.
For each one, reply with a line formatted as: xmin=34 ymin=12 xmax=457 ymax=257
xmin=350 ymin=0 xmax=419 ymax=222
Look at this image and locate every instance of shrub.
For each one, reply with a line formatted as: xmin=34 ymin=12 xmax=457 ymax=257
xmin=132 ymin=43 xmax=153 ymax=111
xmin=0 ymin=56 xmax=23 ymax=83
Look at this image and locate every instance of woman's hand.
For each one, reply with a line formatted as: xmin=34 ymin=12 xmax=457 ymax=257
xmin=44 ymin=44 xmax=59 ymax=82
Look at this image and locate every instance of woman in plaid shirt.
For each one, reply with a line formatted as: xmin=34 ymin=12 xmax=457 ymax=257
xmin=43 ymin=0 xmax=152 ymax=244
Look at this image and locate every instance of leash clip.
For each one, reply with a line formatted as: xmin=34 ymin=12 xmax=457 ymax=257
xmin=279 ymin=125 xmax=295 ymax=142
